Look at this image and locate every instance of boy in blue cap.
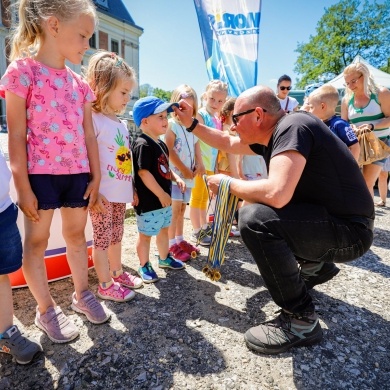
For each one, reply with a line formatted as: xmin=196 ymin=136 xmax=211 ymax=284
xmin=132 ymin=97 xmax=186 ymax=283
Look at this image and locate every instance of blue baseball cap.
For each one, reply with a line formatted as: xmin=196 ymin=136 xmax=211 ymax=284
xmin=133 ymin=96 xmax=179 ymax=127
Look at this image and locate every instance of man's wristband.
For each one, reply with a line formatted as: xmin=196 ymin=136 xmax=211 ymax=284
xmin=186 ymin=118 xmax=198 ymax=132
xmin=369 ymin=123 xmax=375 ymax=131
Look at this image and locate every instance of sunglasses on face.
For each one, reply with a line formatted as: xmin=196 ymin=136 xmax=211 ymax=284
xmin=232 ymin=107 xmax=267 ymax=126
xmin=279 ymin=86 xmax=292 ymax=91
xmin=343 ymin=74 xmax=362 ymax=87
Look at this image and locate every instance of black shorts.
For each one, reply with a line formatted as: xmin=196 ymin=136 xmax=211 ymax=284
xmin=0 ymin=204 xmax=22 ymax=275
xmin=29 ymin=173 xmax=89 ymax=210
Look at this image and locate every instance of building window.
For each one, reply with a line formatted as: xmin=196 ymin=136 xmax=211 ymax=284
xmin=89 ymin=33 xmax=96 ymax=49
xmin=111 ymin=39 xmax=119 ymax=54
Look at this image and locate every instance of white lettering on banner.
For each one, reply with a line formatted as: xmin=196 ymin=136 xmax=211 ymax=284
xmin=208 ymin=12 xmax=260 ymax=35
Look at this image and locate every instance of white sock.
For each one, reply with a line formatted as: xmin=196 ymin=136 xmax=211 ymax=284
xmin=193 ymin=228 xmax=201 ymax=234
xmin=169 ymin=239 xmax=176 ymax=247
xmin=202 ymin=224 xmax=209 ymax=230
xmin=176 ymin=235 xmax=184 ymax=243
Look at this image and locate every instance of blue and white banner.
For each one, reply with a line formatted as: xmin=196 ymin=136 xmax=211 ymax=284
xmin=193 ymin=0 xmax=262 ymax=97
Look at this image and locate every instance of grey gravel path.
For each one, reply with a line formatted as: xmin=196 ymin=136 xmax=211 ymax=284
xmin=0 ymin=132 xmax=389 ymax=390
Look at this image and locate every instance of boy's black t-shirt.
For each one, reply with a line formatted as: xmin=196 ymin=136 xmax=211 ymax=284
xmin=249 ymin=111 xmax=374 ymax=219
xmin=132 ymin=134 xmax=172 ymax=215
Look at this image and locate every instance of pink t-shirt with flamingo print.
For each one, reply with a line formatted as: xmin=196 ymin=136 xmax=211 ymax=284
xmin=0 ymin=58 xmax=95 ymax=174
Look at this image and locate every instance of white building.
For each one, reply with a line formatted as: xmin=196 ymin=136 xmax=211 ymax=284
xmin=0 ymin=0 xmax=143 ymax=134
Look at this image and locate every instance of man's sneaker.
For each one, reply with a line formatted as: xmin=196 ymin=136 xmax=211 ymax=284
xmin=97 ymin=281 xmax=136 ymax=302
xmin=138 ymin=262 xmax=159 ymax=283
xmin=229 ymin=225 xmax=240 ymax=237
xmin=0 ymin=325 xmax=43 ymax=364
xmin=113 ymin=271 xmax=143 ymax=289
xmin=71 ymin=291 xmax=110 ymax=324
xmin=178 ymin=240 xmax=201 ymax=257
xmin=35 ymin=306 xmax=79 ymax=343
xmin=244 ymin=310 xmax=323 ymax=354
xmin=169 ymin=243 xmax=191 ymax=262
xmin=300 ymin=261 xmax=340 ymax=290
xmin=190 ymin=229 xmax=211 ymax=246
xmin=158 ymin=254 xmax=185 ymax=270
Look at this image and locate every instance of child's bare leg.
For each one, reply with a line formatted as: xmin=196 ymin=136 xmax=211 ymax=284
xmin=0 ymin=275 xmax=13 ymax=333
xmin=61 ymin=207 xmax=89 ymax=299
xmin=137 ymin=233 xmax=151 ymax=266
xmin=108 ymin=242 xmax=122 ymax=273
xmin=156 ymin=226 xmax=169 ymax=259
xmin=175 ymin=203 xmax=187 ymax=237
xmin=92 ymin=248 xmax=111 ymax=283
xmin=189 ymin=206 xmax=201 ymax=230
xmin=22 ymin=210 xmax=55 ymax=314
xmin=169 ymin=200 xmax=181 ymax=240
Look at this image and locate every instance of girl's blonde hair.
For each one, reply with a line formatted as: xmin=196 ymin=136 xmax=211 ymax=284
xmin=9 ymin=0 xmax=96 ymax=61
xmin=205 ymin=79 xmax=229 ymax=94
xmin=343 ymin=61 xmax=379 ymax=101
xmin=85 ymin=50 xmax=136 ymax=115
xmin=170 ymin=84 xmax=198 ymax=119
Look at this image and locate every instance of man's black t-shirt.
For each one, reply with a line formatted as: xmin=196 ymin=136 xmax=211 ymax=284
xmin=132 ymin=133 xmax=172 ymax=215
xmin=249 ymin=111 xmax=374 ymax=219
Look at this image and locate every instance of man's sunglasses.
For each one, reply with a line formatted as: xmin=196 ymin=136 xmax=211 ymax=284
xmin=279 ymin=86 xmax=292 ymax=91
xmin=232 ymin=107 xmax=267 ymax=126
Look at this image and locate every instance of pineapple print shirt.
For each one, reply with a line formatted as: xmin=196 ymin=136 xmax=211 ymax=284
xmin=92 ymin=112 xmax=134 ymax=203
xmin=0 ymin=58 xmax=95 ymax=174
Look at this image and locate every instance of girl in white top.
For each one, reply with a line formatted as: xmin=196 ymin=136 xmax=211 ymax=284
xmin=164 ymin=85 xmax=205 ymax=260
xmin=86 ymin=51 xmax=143 ymax=302
xmin=276 ymin=74 xmax=299 ymax=113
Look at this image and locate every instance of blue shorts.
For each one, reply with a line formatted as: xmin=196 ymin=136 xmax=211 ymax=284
xmin=171 ymin=184 xmax=192 ymax=203
xmin=0 ymin=204 xmax=22 ymax=275
xmin=373 ymin=137 xmax=390 ymax=167
xmin=136 ymin=206 xmax=172 ymax=236
xmin=29 ymin=173 xmax=89 ymax=210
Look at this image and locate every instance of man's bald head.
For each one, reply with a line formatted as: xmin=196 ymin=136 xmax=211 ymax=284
xmin=238 ymin=86 xmax=282 ymax=115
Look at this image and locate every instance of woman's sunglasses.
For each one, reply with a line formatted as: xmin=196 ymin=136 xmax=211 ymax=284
xmin=279 ymin=86 xmax=292 ymax=91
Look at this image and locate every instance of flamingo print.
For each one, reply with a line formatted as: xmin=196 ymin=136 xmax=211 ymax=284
xmin=54 ymin=136 xmax=66 ymax=153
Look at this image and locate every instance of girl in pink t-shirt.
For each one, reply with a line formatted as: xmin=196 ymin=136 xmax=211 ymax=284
xmin=0 ymin=0 xmax=109 ymax=344
xmin=85 ymin=51 xmax=143 ymax=302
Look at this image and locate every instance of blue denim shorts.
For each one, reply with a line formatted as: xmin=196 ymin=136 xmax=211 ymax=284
xmin=29 ymin=173 xmax=89 ymax=210
xmin=0 ymin=203 xmax=22 ymax=275
xmin=136 ymin=206 xmax=172 ymax=236
xmin=372 ymin=136 xmax=390 ymax=167
xmin=171 ymin=184 xmax=192 ymax=203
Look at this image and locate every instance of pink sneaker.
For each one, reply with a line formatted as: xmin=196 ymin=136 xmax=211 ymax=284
xmin=113 ymin=271 xmax=143 ymax=289
xmin=97 ymin=281 xmax=135 ymax=302
xmin=178 ymin=240 xmax=201 ymax=257
xmin=35 ymin=306 xmax=79 ymax=343
xmin=169 ymin=243 xmax=191 ymax=262
xmin=71 ymin=291 xmax=110 ymax=324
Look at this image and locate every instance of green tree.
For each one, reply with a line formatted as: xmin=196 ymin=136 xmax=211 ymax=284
xmin=139 ymin=84 xmax=172 ymax=101
xmin=294 ymin=0 xmax=390 ymax=88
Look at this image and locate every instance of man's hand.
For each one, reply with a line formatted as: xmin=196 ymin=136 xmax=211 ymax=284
xmin=172 ymin=100 xmax=194 ymax=128
xmin=206 ymin=174 xmax=229 ymax=196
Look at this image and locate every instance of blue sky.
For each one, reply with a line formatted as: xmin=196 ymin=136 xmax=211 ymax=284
xmin=123 ymin=0 xmax=339 ymax=95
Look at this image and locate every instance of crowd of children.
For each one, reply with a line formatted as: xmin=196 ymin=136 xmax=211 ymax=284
xmin=1 ymin=0 xmax=388 ymax=367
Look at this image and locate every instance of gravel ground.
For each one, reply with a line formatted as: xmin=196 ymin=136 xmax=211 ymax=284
xmin=0 ymin=132 xmax=389 ymax=389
